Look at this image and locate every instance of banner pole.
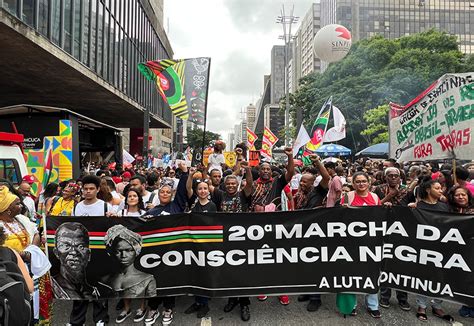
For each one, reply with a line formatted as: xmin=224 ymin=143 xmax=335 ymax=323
xmin=200 ymin=59 xmax=212 ymax=165
xmin=453 ymin=158 xmax=457 ymax=184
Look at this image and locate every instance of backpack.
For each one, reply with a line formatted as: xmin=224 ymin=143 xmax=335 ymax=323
xmin=0 ymin=248 xmax=32 ymax=326
xmin=147 ymin=192 xmax=156 ymax=205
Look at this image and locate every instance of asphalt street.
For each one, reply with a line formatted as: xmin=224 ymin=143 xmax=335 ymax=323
xmin=52 ymin=294 xmax=473 ymax=325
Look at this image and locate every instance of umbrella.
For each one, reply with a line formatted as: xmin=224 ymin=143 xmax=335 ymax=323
xmin=315 ymin=144 xmax=351 ymax=157
xmin=355 ymin=142 xmax=389 ymax=158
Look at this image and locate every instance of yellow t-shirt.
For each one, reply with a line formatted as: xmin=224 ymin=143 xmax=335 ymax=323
xmin=50 ymin=197 xmax=75 ymax=216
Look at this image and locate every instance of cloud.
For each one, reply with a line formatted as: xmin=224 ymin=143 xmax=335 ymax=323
xmin=223 ymin=0 xmax=313 ymax=33
xmin=212 ymin=49 xmax=266 ymax=96
xmin=164 ymin=0 xmax=315 ymax=140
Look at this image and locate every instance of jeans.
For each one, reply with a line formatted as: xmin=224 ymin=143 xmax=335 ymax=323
xmin=360 ymin=293 xmax=379 ymax=311
xmin=380 ymin=288 xmax=408 ymax=302
xmin=416 ymin=295 xmax=442 ymax=310
xmin=309 ymin=294 xmax=321 ymax=302
xmin=196 ymin=296 xmax=209 ymax=305
xmin=228 ymin=297 xmax=250 ymax=307
xmin=70 ymin=300 xmax=109 ymax=325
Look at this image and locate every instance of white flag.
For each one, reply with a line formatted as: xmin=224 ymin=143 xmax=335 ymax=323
xmin=123 ymin=149 xmax=135 ymax=164
xmin=323 ymin=106 xmax=346 ymax=142
xmin=292 ymin=125 xmax=311 ymax=157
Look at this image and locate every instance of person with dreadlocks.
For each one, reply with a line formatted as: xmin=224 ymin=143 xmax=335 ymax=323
xmin=250 ymin=147 xmax=294 ymax=212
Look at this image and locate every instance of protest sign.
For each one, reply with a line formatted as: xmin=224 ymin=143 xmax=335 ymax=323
xmin=389 ymin=73 xmax=474 ymax=161
xmin=47 ymin=207 xmax=474 ymax=305
xmin=223 ymin=152 xmax=237 ymax=167
xmin=249 ymin=150 xmax=260 ymax=167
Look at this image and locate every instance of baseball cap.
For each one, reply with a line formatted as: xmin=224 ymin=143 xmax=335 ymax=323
xmin=122 ymin=171 xmax=132 ymax=179
xmin=22 ymin=175 xmax=35 ymax=184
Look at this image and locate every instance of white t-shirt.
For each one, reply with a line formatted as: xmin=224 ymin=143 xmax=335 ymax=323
xmin=209 ymin=153 xmax=225 ymax=174
xmin=314 ymin=175 xmax=322 ymax=187
xmin=22 ymin=196 xmax=36 ymax=220
xmin=111 ymin=191 xmax=125 ymax=211
xmin=290 ymin=174 xmax=302 ymax=191
xmin=142 ymin=191 xmax=160 ymax=207
xmin=73 ymin=200 xmax=113 ymax=216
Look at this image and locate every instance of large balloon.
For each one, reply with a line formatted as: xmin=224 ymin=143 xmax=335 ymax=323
xmin=313 ymin=24 xmax=352 ymax=63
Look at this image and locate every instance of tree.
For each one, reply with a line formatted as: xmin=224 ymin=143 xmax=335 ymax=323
xmin=185 ymin=128 xmax=221 ymax=149
xmin=361 ymin=104 xmax=389 ymax=145
xmin=292 ymin=29 xmax=472 ymax=151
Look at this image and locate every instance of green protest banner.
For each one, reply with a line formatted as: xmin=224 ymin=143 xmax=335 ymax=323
xmin=389 ymin=73 xmax=474 ymax=161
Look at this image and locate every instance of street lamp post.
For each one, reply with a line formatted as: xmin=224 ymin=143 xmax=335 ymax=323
xmin=277 ymin=6 xmax=298 ymax=147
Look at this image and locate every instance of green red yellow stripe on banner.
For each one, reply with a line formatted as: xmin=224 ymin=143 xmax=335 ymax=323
xmin=46 ymin=225 xmax=224 ymax=249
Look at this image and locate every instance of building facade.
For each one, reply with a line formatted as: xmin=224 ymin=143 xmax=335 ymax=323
xmin=319 ymin=0 xmax=474 ymax=70
xmin=298 ymin=3 xmax=322 ymax=79
xmin=270 ymin=45 xmax=286 ymax=104
xmin=291 ymin=1 xmax=474 ymax=80
xmin=227 ymin=132 xmax=235 ymax=151
xmin=264 ymin=104 xmax=285 ymax=147
xmin=245 ymin=103 xmax=257 ymax=131
xmin=1 ymin=0 xmax=174 ymax=154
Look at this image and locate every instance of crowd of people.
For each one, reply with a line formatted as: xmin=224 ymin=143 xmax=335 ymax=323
xmin=1 ymin=142 xmax=474 ymax=325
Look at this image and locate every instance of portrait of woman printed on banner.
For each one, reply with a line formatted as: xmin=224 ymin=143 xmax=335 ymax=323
xmin=101 ymin=225 xmax=157 ymax=298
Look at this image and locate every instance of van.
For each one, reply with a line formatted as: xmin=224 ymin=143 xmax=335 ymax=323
xmin=0 ymin=132 xmax=28 ymax=185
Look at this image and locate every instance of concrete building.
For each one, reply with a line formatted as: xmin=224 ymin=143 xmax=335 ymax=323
xmin=290 ymin=1 xmax=474 ymax=84
xmin=270 ymin=45 xmax=286 ymax=104
xmin=264 ymin=104 xmax=285 ymax=147
xmin=245 ymin=103 xmax=257 ymax=131
xmin=297 ymin=3 xmax=322 ymax=80
xmin=239 ymin=121 xmax=247 ymax=146
xmin=0 ymin=0 xmax=174 ymax=155
xmin=227 ymin=132 xmax=235 ymax=151
xmin=253 ymin=76 xmax=271 ymax=137
xmin=234 ymin=123 xmax=241 ymax=144
xmin=319 ymin=0 xmax=474 ymax=70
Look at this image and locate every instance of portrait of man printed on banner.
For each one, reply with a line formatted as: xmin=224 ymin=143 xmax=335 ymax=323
xmin=51 ymin=222 xmax=103 ymax=300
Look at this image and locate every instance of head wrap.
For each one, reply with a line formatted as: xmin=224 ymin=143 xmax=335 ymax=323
xmin=431 ymin=171 xmax=441 ymax=180
xmin=384 ymin=167 xmax=400 ymax=176
xmin=104 ymin=225 xmax=142 ymax=255
xmin=0 ymin=186 xmax=18 ymax=213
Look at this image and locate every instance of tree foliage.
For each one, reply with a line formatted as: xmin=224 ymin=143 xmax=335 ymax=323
xmin=361 ymin=104 xmax=389 ymax=145
xmin=185 ymin=128 xmax=221 ymax=149
xmin=291 ymin=29 xmax=473 ymax=151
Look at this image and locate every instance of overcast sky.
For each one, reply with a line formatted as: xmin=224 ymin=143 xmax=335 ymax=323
xmin=164 ymin=0 xmax=313 ymax=140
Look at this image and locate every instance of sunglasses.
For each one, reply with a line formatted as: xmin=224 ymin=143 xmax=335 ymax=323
xmin=194 ymin=179 xmax=209 ymax=184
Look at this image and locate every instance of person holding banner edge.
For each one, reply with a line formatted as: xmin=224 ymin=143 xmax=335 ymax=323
xmin=340 ymin=172 xmax=382 ymax=319
xmin=294 ymin=154 xmax=331 ymax=312
xmin=447 ymin=185 xmax=474 ymax=318
xmin=183 ymin=167 xmax=217 ymax=318
xmin=373 ymin=167 xmax=411 ymax=312
xmin=210 ymin=161 xmax=253 ymax=321
xmin=407 ymin=178 xmax=454 ymax=322
xmin=144 ymin=161 xmax=189 ymax=326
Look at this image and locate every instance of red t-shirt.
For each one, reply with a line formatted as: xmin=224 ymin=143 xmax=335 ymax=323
xmin=340 ymin=192 xmax=381 ymax=207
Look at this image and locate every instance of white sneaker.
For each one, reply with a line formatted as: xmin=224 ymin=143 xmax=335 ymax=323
xmin=162 ymin=309 xmax=174 ymax=325
xmin=96 ymin=321 xmax=105 ymax=326
xmin=144 ymin=309 xmax=160 ymax=325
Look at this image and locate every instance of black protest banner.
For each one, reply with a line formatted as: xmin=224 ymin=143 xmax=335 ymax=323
xmin=46 ymin=207 xmax=474 ymax=305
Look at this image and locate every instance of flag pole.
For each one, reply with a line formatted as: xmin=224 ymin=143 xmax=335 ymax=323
xmin=199 ymin=59 xmax=212 ymax=165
